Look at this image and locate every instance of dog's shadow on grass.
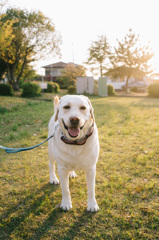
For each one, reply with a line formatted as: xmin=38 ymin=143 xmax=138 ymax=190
xmin=1 ymin=171 xmax=99 ymax=239
xmin=27 ymin=182 xmax=96 ymax=240
xmin=1 ymin=181 xmax=96 ymax=239
xmin=30 ymin=207 xmax=96 ymax=240
xmin=0 ymin=182 xmax=60 ymax=239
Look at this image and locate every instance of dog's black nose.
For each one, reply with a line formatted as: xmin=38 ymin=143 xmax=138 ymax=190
xmin=70 ymin=116 xmax=80 ymax=126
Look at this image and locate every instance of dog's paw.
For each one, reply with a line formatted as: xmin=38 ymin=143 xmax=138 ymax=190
xmin=50 ymin=177 xmax=59 ymax=185
xmin=60 ymin=201 xmax=72 ymax=211
xmin=69 ymin=171 xmax=77 ymax=178
xmin=87 ymin=201 xmax=99 ymax=212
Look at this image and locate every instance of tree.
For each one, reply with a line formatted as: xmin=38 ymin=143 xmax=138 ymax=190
xmin=0 ymin=2 xmax=14 ymax=79
xmin=86 ymin=35 xmax=111 ymax=77
xmin=0 ymin=16 xmax=13 ymax=50
xmin=107 ymin=29 xmax=153 ymax=92
xmin=0 ymin=8 xmax=61 ymax=90
xmin=0 ymin=59 xmax=7 ymax=79
xmin=19 ymin=64 xmax=40 ymax=81
xmin=59 ymin=63 xmax=86 ymax=86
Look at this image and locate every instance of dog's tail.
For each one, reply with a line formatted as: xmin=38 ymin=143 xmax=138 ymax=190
xmin=54 ymin=95 xmax=59 ymax=112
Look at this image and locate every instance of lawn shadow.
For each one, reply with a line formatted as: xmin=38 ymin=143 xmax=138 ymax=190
xmin=30 ymin=207 xmax=97 ymax=240
xmin=0 ymin=182 xmax=59 ymax=239
xmin=131 ymin=97 xmax=159 ymax=108
xmin=61 ymin=210 xmax=97 ymax=240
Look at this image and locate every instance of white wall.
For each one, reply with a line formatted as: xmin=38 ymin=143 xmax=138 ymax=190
xmin=107 ymin=79 xmax=125 ymax=90
xmin=76 ymin=77 xmax=94 ymax=94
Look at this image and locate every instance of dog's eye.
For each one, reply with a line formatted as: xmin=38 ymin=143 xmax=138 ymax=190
xmin=63 ymin=105 xmax=70 ymax=109
xmin=80 ymin=106 xmax=86 ymax=110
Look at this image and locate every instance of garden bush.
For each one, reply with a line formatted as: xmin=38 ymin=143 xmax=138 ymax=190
xmin=68 ymin=85 xmax=76 ymax=94
xmin=60 ymin=85 xmax=68 ymax=90
xmin=148 ymin=83 xmax=159 ymax=98
xmin=21 ymin=82 xmax=41 ymax=97
xmin=19 ymin=80 xmax=25 ymax=88
xmin=0 ymin=84 xmax=14 ymax=96
xmin=108 ymin=84 xmax=115 ymax=96
xmin=44 ymin=82 xmax=60 ymax=93
xmin=56 ymin=76 xmax=68 ymax=89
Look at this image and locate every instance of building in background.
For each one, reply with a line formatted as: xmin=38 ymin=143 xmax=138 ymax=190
xmin=42 ymin=61 xmax=81 ymax=82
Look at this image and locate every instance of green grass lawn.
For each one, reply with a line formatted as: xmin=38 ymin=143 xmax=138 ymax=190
xmin=0 ymin=95 xmax=159 ymax=239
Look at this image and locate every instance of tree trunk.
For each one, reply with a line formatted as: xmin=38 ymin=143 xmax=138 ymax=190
xmin=17 ymin=48 xmax=28 ymax=84
xmin=12 ymin=81 xmax=19 ymax=91
xmin=7 ymin=64 xmax=19 ymax=91
xmin=100 ymin=63 xmax=103 ymax=77
xmin=125 ymin=76 xmax=129 ymax=92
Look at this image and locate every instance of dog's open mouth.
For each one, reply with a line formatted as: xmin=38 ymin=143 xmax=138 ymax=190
xmin=68 ymin=127 xmax=80 ymax=137
xmin=62 ymin=120 xmax=83 ymax=138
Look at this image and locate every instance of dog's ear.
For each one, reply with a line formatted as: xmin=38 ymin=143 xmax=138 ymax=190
xmin=54 ymin=108 xmax=59 ymax=122
xmin=89 ymin=104 xmax=95 ymax=122
xmin=83 ymin=96 xmax=95 ymax=122
xmin=54 ymin=96 xmax=59 ymax=122
xmin=90 ymin=106 xmax=95 ymax=121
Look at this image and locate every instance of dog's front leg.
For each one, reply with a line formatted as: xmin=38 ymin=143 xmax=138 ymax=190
xmin=86 ymin=167 xmax=99 ymax=212
xmin=58 ymin=168 xmax=72 ymax=211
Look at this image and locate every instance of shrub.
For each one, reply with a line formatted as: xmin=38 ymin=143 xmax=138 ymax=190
xmin=68 ymin=85 xmax=76 ymax=94
xmin=108 ymin=84 xmax=115 ymax=96
xmin=0 ymin=84 xmax=14 ymax=96
xmin=19 ymin=80 xmax=25 ymax=88
xmin=56 ymin=76 xmax=68 ymax=89
xmin=44 ymin=82 xmax=60 ymax=93
xmin=60 ymin=85 xmax=68 ymax=90
xmin=21 ymin=82 xmax=41 ymax=97
xmin=130 ymin=86 xmax=138 ymax=93
xmin=52 ymin=82 xmax=60 ymax=93
xmin=148 ymin=83 xmax=159 ymax=98
xmin=44 ymin=83 xmax=54 ymax=93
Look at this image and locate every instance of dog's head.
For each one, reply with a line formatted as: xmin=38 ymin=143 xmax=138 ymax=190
xmin=55 ymin=95 xmax=94 ymax=140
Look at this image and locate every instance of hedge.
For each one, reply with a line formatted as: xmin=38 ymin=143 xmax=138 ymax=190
xmin=148 ymin=83 xmax=159 ymax=98
xmin=108 ymin=84 xmax=115 ymax=96
xmin=21 ymin=82 xmax=41 ymax=97
xmin=68 ymin=85 xmax=76 ymax=94
xmin=0 ymin=84 xmax=14 ymax=96
xmin=44 ymin=82 xmax=60 ymax=93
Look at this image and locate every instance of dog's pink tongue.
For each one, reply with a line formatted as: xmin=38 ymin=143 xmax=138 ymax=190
xmin=68 ymin=127 xmax=80 ymax=137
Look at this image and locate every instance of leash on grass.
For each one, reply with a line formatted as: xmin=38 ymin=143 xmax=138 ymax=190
xmin=0 ymin=126 xmax=58 ymax=154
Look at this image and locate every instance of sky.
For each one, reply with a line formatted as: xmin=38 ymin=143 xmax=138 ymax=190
xmin=6 ymin=0 xmax=159 ymax=76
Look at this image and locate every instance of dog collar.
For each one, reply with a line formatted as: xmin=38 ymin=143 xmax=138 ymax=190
xmin=61 ymin=124 xmax=94 ymax=145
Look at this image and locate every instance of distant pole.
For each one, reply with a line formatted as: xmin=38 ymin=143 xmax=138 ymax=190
xmin=41 ymin=69 xmax=43 ymax=82
xmin=51 ymin=64 xmax=52 ymax=82
xmin=72 ymin=43 xmax=74 ymax=63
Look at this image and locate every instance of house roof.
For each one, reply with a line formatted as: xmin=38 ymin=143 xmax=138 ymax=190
xmin=42 ymin=61 xmax=66 ymax=69
xmin=42 ymin=61 xmax=82 ymax=69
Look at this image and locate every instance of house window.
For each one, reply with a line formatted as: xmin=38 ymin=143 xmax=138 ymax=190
xmin=51 ymin=70 xmax=58 ymax=76
xmin=46 ymin=70 xmax=50 ymax=75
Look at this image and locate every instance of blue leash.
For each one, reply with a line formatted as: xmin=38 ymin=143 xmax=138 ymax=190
xmin=0 ymin=134 xmax=54 ymax=153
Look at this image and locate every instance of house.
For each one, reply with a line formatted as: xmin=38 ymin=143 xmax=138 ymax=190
xmin=107 ymin=77 xmax=149 ymax=92
xmin=42 ymin=61 xmax=81 ymax=82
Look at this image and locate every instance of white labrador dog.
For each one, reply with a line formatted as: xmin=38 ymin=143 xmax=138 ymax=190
xmin=48 ymin=95 xmax=99 ymax=212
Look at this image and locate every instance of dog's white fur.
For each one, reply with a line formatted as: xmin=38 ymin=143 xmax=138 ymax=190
xmin=48 ymin=95 xmax=99 ymax=212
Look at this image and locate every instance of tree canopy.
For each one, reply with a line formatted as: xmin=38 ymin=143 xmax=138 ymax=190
xmin=86 ymin=35 xmax=111 ymax=77
xmin=0 ymin=8 xmax=61 ymax=90
xmin=0 ymin=2 xmax=14 ymax=79
xmin=107 ymin=29 xmax=153 ymax=91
